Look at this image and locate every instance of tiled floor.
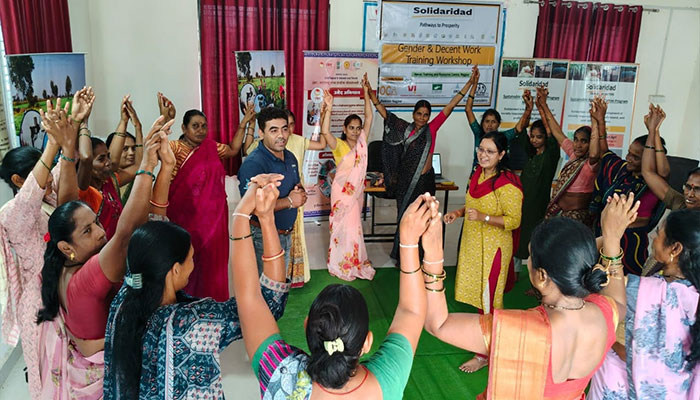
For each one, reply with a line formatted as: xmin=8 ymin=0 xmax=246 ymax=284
xmin=0 ymin=189 xmax=463 ymax=398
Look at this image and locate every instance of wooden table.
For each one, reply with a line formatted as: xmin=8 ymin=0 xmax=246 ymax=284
xmin=363 ymin=182 xmax=459 ymax=243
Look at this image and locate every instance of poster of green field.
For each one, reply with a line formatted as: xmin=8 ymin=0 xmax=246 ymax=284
xmin=235 ymin=50 xmax=286 ymax=136
xmin=6 ymin=53 xmax=86 ymax=150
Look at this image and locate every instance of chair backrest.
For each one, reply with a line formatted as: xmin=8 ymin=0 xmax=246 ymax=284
xmin=667 ymin=156 xmax=699 ymax=193
xmin=368 ymin=140 xmax=383 ymax=172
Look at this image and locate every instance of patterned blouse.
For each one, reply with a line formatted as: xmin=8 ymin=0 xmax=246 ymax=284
xmin=103 ymin=274 xmax=290 ymax=399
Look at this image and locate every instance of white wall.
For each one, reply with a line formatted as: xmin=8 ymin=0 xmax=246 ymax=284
xmin=67 ymin=0 xmax=201 ymax=139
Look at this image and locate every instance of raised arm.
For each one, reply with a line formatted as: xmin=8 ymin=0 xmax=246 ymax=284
xmin=76 ymin=88 xmax=96 ymax=191
xmin=590 ymin=97 xmax=609 ymax=154
xmin=361 ymin=73 xmax=373 ymax=140
xmin=641 ymin=105 xmax=671 ymax=201
xmin=98 ymin=117 xmax=174 ymax=282
xmin=388 ymin=193 xmax=435 ymax=352
xmin=464 ymin=66 xmax=479 ymax=124
xmin=442 ymin=73 xmax=472 ymax=118
xmin=654 ymin=106 xmax=670 ymax=179
xmin=599 ymin=193 xmax=640 ymax=322
xmin=124 ymin=98 xmax=144 ymax=177
xmin=517 ymin=89 xmax=535 ymax=135
xmin=108 ymin=95 xmax=131 ymax=172
xmin=232 ymin=174 xmax=286 ymax=359
xmin=365 ymin=76 xmax=387 ymax=120
xmin=224 ymin=102 xmax=256 ymax=158
xmin=306 ymin=132 xmax=327 ymax=151
xmin=149 ymin=134 xmax=176 ymax=216
xmin=319 ymin=90 xmax=337 ymax=150
xmin=157 ymin=92 xmax=177 ymax=124
xmin=423 ymin=196 xmax=487 ymax=354
xmin=536 ymin=87 xmax=567 ymax=146
xmin=41 ymin=98 xmax=79 ymax=204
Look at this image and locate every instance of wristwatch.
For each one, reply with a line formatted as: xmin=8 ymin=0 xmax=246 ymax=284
xmin=484 ymin=215 xmax=490 ymax=223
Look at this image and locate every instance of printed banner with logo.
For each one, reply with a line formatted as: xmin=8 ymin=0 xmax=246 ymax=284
xmin=496 ymin=58 xmax=569 ymax=130
xmin=0 ymin=81 xmax=10 ymax=162
xmin=235 ymin=50 xmax=286 ymax=136
xmin=562 ymin=62 xmax=639 ymax=157
xmin=377 ymin=0 xmax=504 ymax=107
xmin=6 ymin=53 xmax=86 ymax=151
xmin=301 ymin=51 xmax=379 ymax=217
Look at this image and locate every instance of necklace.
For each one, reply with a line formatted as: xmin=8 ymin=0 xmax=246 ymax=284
xmin=316 ymin=366 xmax=369 ymax=396
xmin=542 ymin=300 xmax=586 ymax=311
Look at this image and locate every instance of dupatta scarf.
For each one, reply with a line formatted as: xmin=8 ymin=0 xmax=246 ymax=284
xmin=167 ymin=138 xmax=229 ymax=301
xmin=545 ymin=157 xmax=591 ymax=225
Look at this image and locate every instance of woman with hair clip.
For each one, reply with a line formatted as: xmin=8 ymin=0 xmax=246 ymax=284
xmin=641 ymin=105 xmax=700 ymax=211
xmin=102 ymin=216 xmax=290 ymax=399
xmin=589 ymin=101 xmax=668 ymax=275
xmin=320 ymin=74 xmax=375 ymax=281
xmin=34 ymin=116 xmax=173 ymax=398
xmin=539 ymin=87 xmax=601 ymax=226
xmin=77 ymin=94 xmax=140 ymax=240
xmin=424 ymin=193 xmax=638 ymax=399
xmin=512 ymin=89 xmax=560 ymax=262
xmin=465 ymin=65 xmax=533 ymax=169
xmin=590 ymin=208 xmax=700 ymax=399
xmin=234 ymin=172 xmax=439 ymax=399
xmin=0 ymin=94 xmax=88 ymax=399
xmin=164 ymin=91 xmax=249 ymax=301
xmin=366 ymin=74 xmax=466 ymax=262
xmin=443 ymin=131 xmax=523 ymax=373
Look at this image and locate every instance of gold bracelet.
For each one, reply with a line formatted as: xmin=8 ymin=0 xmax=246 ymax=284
xmin=422 ymin=268 xmax=446 ymax=280
xmin=599 ymin=248 xmax=623 ymax=262
xmin=400 ymin=266 xmax=421 ymax=274
xmin=425 ymin=285 xmax=445 ymax=293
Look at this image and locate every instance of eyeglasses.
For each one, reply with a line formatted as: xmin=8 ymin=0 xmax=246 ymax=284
xmin=683 ymin=184 xmax=700 ymax=196
xmin=477 ymin=147 xmax=498 ymax=156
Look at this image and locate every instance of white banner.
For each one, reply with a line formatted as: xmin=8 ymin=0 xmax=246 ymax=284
xmin=562 ymin=62 xmax=639 ymax=157
xmin=378 ymin=0 xmax=504 ymax=107
xmin=301 ymin=51 xmax=379 ymax=217
xmin=496 ymin=58 xmax=569 ymax=130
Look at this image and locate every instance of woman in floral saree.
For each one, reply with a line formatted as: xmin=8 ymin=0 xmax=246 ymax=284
xmin=320 ymin=75 xmax=375 ymax=281
xmin=589 ymin=209 xmax=700 ymax=399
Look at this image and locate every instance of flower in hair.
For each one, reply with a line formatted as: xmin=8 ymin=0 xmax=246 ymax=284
xmin=323 ymin=337 xmax=344 ymax=356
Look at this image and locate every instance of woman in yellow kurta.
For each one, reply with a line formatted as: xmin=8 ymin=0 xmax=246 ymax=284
xmin=244 ymin=110 xmax=327 ymax=287
xmin=444 ymin=131 xmax=523 ymax=372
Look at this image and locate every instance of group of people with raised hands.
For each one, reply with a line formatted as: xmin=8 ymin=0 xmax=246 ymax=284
xmin=0 ymin=63 xmax=698 ymax=400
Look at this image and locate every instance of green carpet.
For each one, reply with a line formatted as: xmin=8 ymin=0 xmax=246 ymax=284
xmin=277 ymin=266 xmax=538 ymax=399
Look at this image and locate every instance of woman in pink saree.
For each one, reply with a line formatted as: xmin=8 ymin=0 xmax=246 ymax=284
xmin=589 ymin=208 xmax=700 ymax=399
xmin=320 ymin=77 xmax=375 ymax=281
xmin=167 ymin=106 xmax=245 ymax=301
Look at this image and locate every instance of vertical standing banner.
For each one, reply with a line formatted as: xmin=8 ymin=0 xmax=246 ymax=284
xmin=0 ymin=81 xmax=10 ymax=162
xmin=496 ymin=58 xmax=569 ymax=129
xmin=301 ymin=51 xmax=379 ymax=217
xmin=362 ymin=1 xmax=379 ymax=52
xmin=235 ymin=51 xmax=287 ymax=136
xmin=562 ymin=62 xmax=639 ymax=157
xmin=378 ymin=0 xmax=504 ymax=108
xmin=6 ymin=53 xmax=86 ymax=150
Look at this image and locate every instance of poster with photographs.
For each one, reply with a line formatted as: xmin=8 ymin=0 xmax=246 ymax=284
xmin=563 ymin=62 xmax=639 ymax=156
xmin=235 ymin=51 xmax=287 ymax=136
xmin=496 ymin=58 xmax=569 ymax=130
xmin=301 ymin=51 xmax=379 ymax=218
xmin=6 ymin=53 xmax=86 ymax=150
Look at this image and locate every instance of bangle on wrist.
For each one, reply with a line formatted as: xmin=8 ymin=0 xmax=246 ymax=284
xmin=149 ymin=199 xmax=169 ymax=208
xmin=39 ymin=158 xmax=52 ymax=172
xmin=399 ymin=243 xmax=419 ymax=248
xmin=134 ymin=144 xmax=143 ymax=148
xmin=59 ymin=153 xmax=76 ymax=163
xmin=262 ymin=249 xmax=285 ymax=261
xmin=468 ymin=94 xmax=475 ymax=100
xmin=135 ymin=169 xmax=156 ymax=182
xmin=232 ymin=212 xmax=251 ymax=220
xmin=400 ymin=265 xmax=421 ymax=274
xmin=287 ymin=196 xmax=294 ymax=209
xmin=229 ymin=233 xmax=253 ymax=241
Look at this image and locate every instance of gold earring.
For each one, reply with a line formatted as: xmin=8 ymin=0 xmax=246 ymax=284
xmin=669 ymin=254 xmax=674 ymax=263
xmin=70 ymin=253 xmax=75 ymax=261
